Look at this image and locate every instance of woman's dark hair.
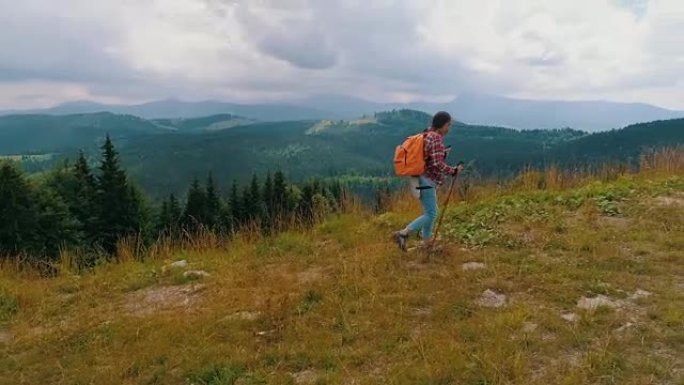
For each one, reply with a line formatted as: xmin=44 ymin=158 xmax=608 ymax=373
xmin=432 ymin=111 xmax=452 ymax=129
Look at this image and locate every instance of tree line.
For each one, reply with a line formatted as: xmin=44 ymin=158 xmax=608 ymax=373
xmin=0 ymin=136 xmax=346 ymax=268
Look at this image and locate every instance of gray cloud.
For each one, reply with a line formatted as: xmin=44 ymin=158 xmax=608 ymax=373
xmin=254 ymin=25 xmax=338 ymax=69
xmin=0 ymin=2 xmax=138 ymax=84
xmin=0 ymin=0 xmax=682 ymax=109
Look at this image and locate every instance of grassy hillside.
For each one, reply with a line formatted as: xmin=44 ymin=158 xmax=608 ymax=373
xmin=1 ymin=165 xmax=683 ymax=384
xmin=151 ymin=114 xmax=255 ymax=132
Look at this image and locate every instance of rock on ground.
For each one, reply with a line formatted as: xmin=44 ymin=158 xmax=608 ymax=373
xmin=292 ymin=370 xmax=319 ymax=384
xmin=224 ymin=311 xmax=261 ymax=321
xmin=170 ymin=260 xmax=188 ymax=268
xmin=577 ymin=295 xmax=619 ymax=310
xmin=124 ymin=284 xmax=205 ymax=316
xmin=183 ymin=270 xmax=210 ymax=279
xmin=462 ymin=262 xmax=486 ymax=271
xmin=478 ymin=289 xmax=506 ymax=308
xmin=630 ymin=289 xmax=652 ymax=301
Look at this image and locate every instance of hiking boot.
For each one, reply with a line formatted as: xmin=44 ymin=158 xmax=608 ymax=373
xmin=392 ymin=231 xmax=409 ymax=252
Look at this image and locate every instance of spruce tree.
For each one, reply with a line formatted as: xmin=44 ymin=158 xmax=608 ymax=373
xmin=243 ymin=174 xmax=263 ymax=222
xmin=183 ymin=178 xmax=207 ymax=231
xmin=157 ymin=199 xmax=171 ymax=235
xmin=72 ymin=152 xmax=98 ymax=245
xmin=205 ymin=172 xmax=220 ymax=230
xmin=33 ymin=187 xmax=79 ymax=260
xmin=300 ymin=181 xmax=315 ymax=224
xmin=273 ymin=170 xmax=287 ymax=216
xmin=168 ymin=193 xmax=182 ymax=232
xmin=0 ymin=163 xmax=38 ymax=256
xmin=229 ymin=180 xmax=242 ymax=230
xmin=241 ymin=185 xmax=252 ymax=223
xmin=95 ymin=135 xmax=139 ymax=254
xmin=262 ymin=172 xmax=274 ymax=229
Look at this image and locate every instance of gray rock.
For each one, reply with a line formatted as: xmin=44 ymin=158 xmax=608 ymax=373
xmin=561 ymin=313 xmax=578 ymax=322
xmin=630 ymin=289 xmax=652 ymax=301
xmin=462 ymin=262 xmax=486 ymax=271
xmin=225 ymin=311 xmax=261 ymax=321
xmin=183 ymin=270 xmax=210 ymax=279
xmin=615 ymin=322 xmax=634 ymax=333
xmin=292 ymin=369 xmax=319 ymax=384
xmin=170 ymin=260 xmax=188 ymax=268
xmin=477 ymin=289 xmax=506 ymax=308
xmin=577 ymin=295 xmax=618 ymax=310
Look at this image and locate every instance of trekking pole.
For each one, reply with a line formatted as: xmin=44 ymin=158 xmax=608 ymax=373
xmin=430 ymin=164 xmax=462 ymax=250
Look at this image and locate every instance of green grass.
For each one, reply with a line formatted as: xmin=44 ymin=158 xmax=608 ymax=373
xmin=0 ymin=174 xmax=682 ymax=384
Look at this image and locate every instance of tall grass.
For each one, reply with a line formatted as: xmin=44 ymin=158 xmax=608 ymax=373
xmin=379 ymin=146 xmax=684 ymax=214
xmin=640 ymin=145 xmax=684 ymax=175
xmin=3 ymin=146 xmax=683 ymax=276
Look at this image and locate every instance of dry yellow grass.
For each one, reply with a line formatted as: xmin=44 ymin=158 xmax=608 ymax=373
xmin=1 ymin=148 xmax=683 ymax=385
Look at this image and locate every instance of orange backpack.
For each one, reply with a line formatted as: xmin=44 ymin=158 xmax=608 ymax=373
xmin=394 ymin=133 xmax=426 ymax=176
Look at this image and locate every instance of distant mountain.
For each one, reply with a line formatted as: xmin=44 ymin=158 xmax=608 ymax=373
xmin=0 ymin=112 xmax=164 ymax=154
xmin=2 ymin=109 xmax=682 ymax=197
xmin=116 ymin=111 xmax=684 ymax=196
xmin=151 ymin=114 xmax=255 ymax=132
xmin=291 ymin=94 xmax=386 ymax=118
xmin=437 ymin=93 xmax=684 ymax=132
xmin=551 ymin=118 xmax=684 ymax=164
xmin=3 ymin=94 xmax=681 ymax=131
xmin=0 ymin=99 xmax=339 ymax=121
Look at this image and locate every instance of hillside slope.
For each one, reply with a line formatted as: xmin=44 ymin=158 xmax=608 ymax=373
xmin=0 ymin=112 xmax=164 ymax=154
xmin=1 ymin=173 xmax=683 ymax=384
xmin=443 ymin=93 xmax=684 ymax=132
xmin=2 ymin=110 xmax=683 ymax=198
xmin=4 ymin=94 xmax=682 ymax=131
xmin=118 ymin=111 xmax=586 ymax=196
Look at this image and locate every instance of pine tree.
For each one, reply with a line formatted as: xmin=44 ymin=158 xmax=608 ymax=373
xmin=183 ymin=178 xmax=207 ymax=231
xmin=168 ymin=193 xmax=182 ymax=232
xmin=273 ymin=170 xmax=288 ymax=217
xmin=95 ymin=135 xmax=140 ymax=254
xmin=262 ymin=172 xmax=274 ymax=228
xmin=0 ymin=163 xmax=38 ymax=256
xmin=246 ymin=174 xmax=262 ymax=222
xmin=299 ymin=181 xmax=315 ymax=224
xmin=229 ymin=180 xmax=242 ymax=230
xmin=241 ymin=185 xmax=252 ymax=223
xmin=72 ymin=152 xmax=98 ymax=245
xmin=157 ymin=199 xmax=171 ymax=235
xmin=329 ymin=179 xmax=344 ymax=211
xmin=205 ymin=172 xmax=220 ymax=230
xmin=33 ymin=187 xmax=79 ymax=260
xmin=218 ymin=204 xmax=232 ymax=235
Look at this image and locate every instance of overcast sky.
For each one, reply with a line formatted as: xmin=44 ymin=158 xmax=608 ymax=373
xmin=1 ymin=0 xmax=683 ymax=109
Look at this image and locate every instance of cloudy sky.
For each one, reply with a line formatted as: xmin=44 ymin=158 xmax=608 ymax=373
xmin=1 ymin=0 xmax=683 ymax=109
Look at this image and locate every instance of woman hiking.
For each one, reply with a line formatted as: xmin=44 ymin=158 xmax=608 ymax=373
xmin=393 ymin=111 xmax=464 ymax=251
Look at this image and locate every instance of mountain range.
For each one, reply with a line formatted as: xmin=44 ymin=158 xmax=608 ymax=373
xmin=2 ymin=109 xmax=682 ymax=197
xmin=2 ymin=93 xmax=682 ymax=132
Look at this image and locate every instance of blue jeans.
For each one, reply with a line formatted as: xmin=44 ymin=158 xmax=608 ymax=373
xmin=407 ymin=176 xmax=438 ymax=240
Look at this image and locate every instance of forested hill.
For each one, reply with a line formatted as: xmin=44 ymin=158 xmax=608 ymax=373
xmin=1 ymin=109 xmax=683 ymax=197
xmin=0 ymin=112 xmax=163 ymax=154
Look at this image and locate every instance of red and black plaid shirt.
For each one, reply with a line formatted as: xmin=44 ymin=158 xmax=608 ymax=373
xmin=423 ymin=129 xmax=455 ymax=185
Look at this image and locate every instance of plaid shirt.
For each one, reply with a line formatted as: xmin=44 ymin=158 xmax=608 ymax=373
xmin=423 ymin=129 xmax=455 ymax=185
